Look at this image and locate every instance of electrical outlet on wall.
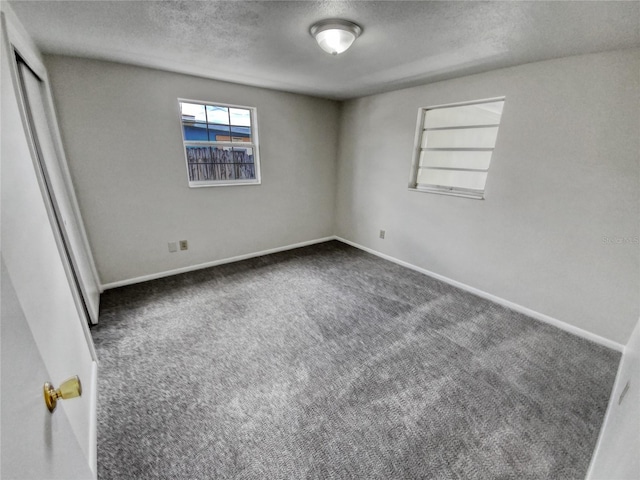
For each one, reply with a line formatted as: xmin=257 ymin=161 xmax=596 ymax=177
xmin=379 ymin=230 xmax=385 ymax=239
xmin=179 ymin=240 xmax=188 ymax=251
xmin=168 ymin=242 xmax=177 ymax=253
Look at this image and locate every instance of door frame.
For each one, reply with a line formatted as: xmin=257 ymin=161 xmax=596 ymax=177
xmin=1 ymin=5 xmax=98 ymax=473
xmin=14 ymin=54 xmax=100 ymax=336
xmin=2 ymin=6 xmax=102 ymax=325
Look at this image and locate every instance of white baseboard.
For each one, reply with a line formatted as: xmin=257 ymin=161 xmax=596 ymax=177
xmin=334 ymin=236 xmax=624 ymax=352
xmin=100 ymin=237 xmax=335 ymax=291
xmin=100 ymin=234 xmax=623 ymax=352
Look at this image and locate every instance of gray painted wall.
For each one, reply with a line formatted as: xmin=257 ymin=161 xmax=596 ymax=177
xmin=335 ymin=49 xmax=639 ymax=345
xmin=46 ymin=50 xmax=638 ymax=345
xmin=45 ymin=56 xmax=340 ymax=285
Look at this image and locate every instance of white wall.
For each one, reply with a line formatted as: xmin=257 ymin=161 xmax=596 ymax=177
xmin=588 ymin=317 xmax=640 ymax=479
xmin=335 ymin=49 xmax=639 ymax=346
xmin=45 ymin=56 xmax=340 ymax=285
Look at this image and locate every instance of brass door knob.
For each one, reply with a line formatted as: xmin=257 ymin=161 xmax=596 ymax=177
xmin=43 ymin=376 xmax=82 ymax=413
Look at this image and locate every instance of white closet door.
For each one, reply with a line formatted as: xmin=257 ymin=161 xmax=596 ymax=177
xmin=17 ymin=58 xmax=100 ymax=323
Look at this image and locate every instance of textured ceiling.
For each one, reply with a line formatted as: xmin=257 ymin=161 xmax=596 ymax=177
xmin=9 ymin=0 xmax=640 ymax=100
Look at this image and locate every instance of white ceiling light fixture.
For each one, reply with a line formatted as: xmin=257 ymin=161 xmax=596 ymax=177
xmin=310 ymin=19 xmax=362 ymax=56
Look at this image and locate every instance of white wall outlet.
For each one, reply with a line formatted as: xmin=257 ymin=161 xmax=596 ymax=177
xmin=179 ymin=240 xmax=188 ymax=251
xmin=379 ymin=230 xmax=385 ymax=239
xmin=168 ymin=242 xmax=177 ymax=253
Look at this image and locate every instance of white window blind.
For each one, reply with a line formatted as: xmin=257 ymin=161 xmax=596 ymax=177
xmin=410 ymin=98 xmax=505 ymax=199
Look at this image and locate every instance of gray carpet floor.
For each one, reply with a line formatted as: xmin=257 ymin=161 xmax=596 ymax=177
xmin=92 ymin=240 xmax=620 ymax=479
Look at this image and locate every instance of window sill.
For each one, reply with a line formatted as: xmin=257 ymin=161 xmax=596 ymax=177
xmin=408 ymin=186 xmax=484 ymax=200
xmin=188 ymin=179 xmax=261 ymax=188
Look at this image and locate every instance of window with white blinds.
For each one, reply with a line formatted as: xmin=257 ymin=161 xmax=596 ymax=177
xmin=409 ymin=98 xmax=505 ymax=199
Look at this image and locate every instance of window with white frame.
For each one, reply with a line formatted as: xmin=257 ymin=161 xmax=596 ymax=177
xmin=178 ymin=100 xmax=260 ymax=187
xmin=409 ymin=98 xmax=505 ymax=199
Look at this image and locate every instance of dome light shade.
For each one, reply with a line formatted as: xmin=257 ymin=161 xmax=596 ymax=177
xmin=310 ymin=19 xmax=362 ymax=55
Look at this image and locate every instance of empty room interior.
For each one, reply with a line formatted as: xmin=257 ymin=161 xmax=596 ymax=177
xmin=1 ymin=1 xmax=639 ymax=479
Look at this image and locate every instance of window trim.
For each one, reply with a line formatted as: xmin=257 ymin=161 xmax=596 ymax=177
xmin=408 ymin=96 xmax=505 ymax=200
xmin=178 ymin=98 xmax=261 ymax=188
